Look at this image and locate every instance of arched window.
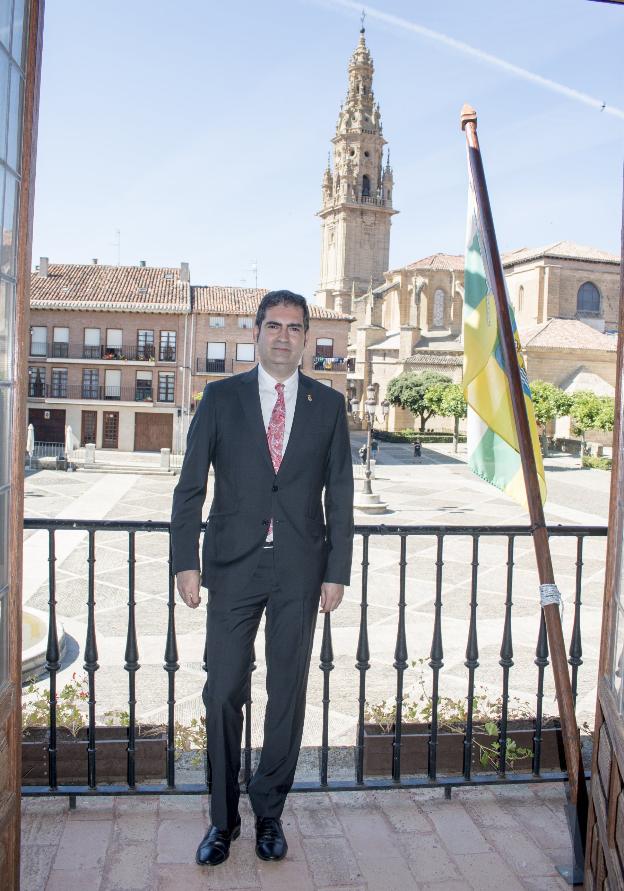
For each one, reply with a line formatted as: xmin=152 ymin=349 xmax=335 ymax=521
xmin=518 ymin=285 xmax=524 ymax=312
xmin=577 ymin=281 xmax=601 ymax=315
xmin=362 ymin=174 xmax=370 ymax=197
xmin=433 ymin=289 xmax=445 ymax=327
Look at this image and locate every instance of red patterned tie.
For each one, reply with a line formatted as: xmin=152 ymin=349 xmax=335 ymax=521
xmin=266 ymin=383 xmax=285 ymax=537
xmin=267 ymin=383 xmax=286 ymax=472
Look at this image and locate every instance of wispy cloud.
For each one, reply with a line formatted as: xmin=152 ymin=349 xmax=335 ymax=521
xmin=321 ymin=0 xmax=624 ymax=121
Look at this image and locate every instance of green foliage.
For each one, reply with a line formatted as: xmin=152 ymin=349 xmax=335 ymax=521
xmin=596 ymin=397 xmax=615 ymax=433
xmin=529 ymin=381 xmax=572 ymax=432
xmin=22 ymin=672 xmax=89 ymax=736
xmin=386 ymin=371 xmax=452 ymax=432
xmin=364 ymin=661 xmax=534 ymax=771
xmin=427 ymin=383 xmax=467 ymax=421
xmin=570 ymin=391 xmax=615 ymax=447
xmin=582 ymin=455 xmax=612 ymax=471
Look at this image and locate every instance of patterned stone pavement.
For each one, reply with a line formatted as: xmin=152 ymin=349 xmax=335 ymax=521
xmin=21 ymin=784 xmax=576 ymax=891
xmin=22 ymin=440 xmax=610 ymax=749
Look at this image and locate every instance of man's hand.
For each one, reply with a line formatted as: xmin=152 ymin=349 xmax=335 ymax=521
xmin=176 ymin=570 xmax=201 ymax=609
xmin=319 ymin=582 xmax=344 ymax=613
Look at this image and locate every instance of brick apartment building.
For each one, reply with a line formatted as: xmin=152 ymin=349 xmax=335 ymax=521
xmin=27 ymin=260 xmax=351 ymax=452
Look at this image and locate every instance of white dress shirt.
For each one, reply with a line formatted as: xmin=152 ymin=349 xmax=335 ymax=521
xmin=258 ymin=363 xmax=299 ymax=542
xmin=258 ymin=363 xmax=299 ymax=454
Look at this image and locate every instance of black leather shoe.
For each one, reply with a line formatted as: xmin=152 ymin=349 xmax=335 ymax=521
xmin=255 ymin=816 xmax=288 ymax=861
xmin=195 ymin=815 xmax=241 ymax=866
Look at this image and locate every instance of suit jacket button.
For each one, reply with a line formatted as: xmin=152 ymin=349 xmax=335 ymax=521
xmin=272 ymin=484 xmax=278 ymax=492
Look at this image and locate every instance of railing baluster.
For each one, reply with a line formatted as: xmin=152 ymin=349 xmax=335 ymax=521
xmin=463 ymin=534 xmax=480 ymax=780
xmin=428 ymin=533 xmax=444 ymax=781
xmin=244 ymin=646 xmax=256 ymax=788
xmin=45 ymin=529 xmax=60 ymax=790
xmin=392 ymin=535 xmax=408 ymax=783
xmin=355 ymin=533 xmax=370 ymax=785
xmin=533 ymin=610 xmax=549 ymax=775
xmin=320 ymin=613 xmax=334 ymax=786
xmin=568 ymin=535 xmax=584 ymax=708
xmin=498 ymin=535 xmax=514 ymax=777
xmin=165 ymin=537 xmax=179 ymax=788
xmin=84 ymin=529 xmax=99 ymax=789
xmin=125 ymin=531 xmax=139 ymax=788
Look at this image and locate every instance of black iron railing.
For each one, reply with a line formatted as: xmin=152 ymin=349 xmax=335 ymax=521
xmin=30 ymin=343 xmax=160 ymax=362
xmin=313 ymin=356 xmax=347 ymax=372
xmin=21 ymin=519 xmax=606 ymax=799
xmin=195 ymin=357 xmax=234 ymax=374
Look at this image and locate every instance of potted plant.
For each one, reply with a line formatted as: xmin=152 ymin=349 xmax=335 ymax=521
xmin=21 ymin=673 xmax=167 ymax=785
xmin=361 ymin=664 xmax=565 ymax=777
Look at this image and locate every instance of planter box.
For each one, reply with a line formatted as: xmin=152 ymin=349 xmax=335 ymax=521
xmin=22 ymin=725 xmax=167 ymax=785
xmin=362 ymin=720 xmax=565 ymax=777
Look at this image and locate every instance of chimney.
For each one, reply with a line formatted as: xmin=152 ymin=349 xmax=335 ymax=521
xmin=179 ymin=261 xmax=190 ymax=283
xmin=91 ymin=258 xmax=98 ymax=265
xmin=39 ymin=256 xmax=49 ymax=277
xmin=139 ymin=260 xmax=146 ymax=267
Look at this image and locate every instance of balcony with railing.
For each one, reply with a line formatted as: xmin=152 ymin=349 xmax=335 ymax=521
xmin=313 ymin=355 xmax=348 ymax=372
xmin=45 ymin=384 xmax=154 ymax=402
xmin=195 ymin=357 xmax=234 ymax=374
xmin=29 ymin=343 xmax=173 ymax=362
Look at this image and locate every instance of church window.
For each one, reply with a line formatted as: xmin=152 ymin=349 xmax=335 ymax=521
xmin=577 ymin=281 xmax=601 ymax=315
xmin=433 ymin=289 xmax=446 ymax=327
xmin=518 ymin=286 xmax=524 ymax=312
xmin=349 ymin=148 xmax=355 ymax=157
xmin=364 ymin=151 xmax=370 ymax=157
xmin=362 ymin=175 xmax=371 ymax=197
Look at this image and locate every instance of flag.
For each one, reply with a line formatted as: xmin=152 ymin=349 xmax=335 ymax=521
xmin=462 ymin=173 xmax=546 ymax=508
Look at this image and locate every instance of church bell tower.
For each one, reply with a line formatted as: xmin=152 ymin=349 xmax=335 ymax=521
xmin=316 ymin=24 xmax=398 ymax=313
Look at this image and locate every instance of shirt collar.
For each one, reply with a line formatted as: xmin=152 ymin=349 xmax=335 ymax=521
xmin=257 ymin=362 xmax=299 ymax=396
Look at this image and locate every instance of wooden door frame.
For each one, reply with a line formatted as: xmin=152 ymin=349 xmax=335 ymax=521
xmin=102 ymin=411 xmax=119 ymax=449
xmin=585 ymin=178 xmax=624 ymax=886
xmin=3 ymin=2 xmax=46 ymax=887
xmin=80 ymin=409 xmax=98 ymax=447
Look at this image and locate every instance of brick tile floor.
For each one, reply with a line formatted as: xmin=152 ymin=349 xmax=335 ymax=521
xmin=20 ymin=784 xmax=577 ymax=891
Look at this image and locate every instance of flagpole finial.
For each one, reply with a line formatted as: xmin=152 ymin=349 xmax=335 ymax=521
xmin=460 ymin=104 xmax=477 ymax=131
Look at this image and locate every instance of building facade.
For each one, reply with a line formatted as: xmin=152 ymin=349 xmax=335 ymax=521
xmin=345 ymin=245 xmax=620 ymax=433
xmin=27 ymin=262 xmax=351 ymax=452
xmin=315 ymin=26 xmax=397 ymax=314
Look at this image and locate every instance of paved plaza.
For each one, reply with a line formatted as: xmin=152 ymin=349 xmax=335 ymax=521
xmin=20 ymin=438 xmax=608 ymax=890
xmin=22 ymin=436 xmax=610 ymax=745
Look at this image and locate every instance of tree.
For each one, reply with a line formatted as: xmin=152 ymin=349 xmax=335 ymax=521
xmin=529 ymin=380 xmax=572 ymax=456
xmin=570 ymin=390 xmax=604 ymax=453
xmin=596 ymin=396 xmax=615 ymax=433
xmin=425 ymin=383 xmax=467 ymax=452
xmin=386 ymin=371 xmax=452 ymax=432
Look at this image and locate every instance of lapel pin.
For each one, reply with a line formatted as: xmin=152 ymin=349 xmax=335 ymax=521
xmin=307 ymin=394 xmax=313 ymax=402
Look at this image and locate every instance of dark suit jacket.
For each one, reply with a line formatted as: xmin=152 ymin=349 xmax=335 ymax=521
xmin=171 ymin=366 xmax=354 ymax=598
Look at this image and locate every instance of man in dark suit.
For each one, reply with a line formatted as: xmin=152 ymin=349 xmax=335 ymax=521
xmin=171 ymin=290 xmax=354 ymax=866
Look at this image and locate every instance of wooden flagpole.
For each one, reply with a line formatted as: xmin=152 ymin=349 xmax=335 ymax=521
xmin=460 ymin=104 xmax=587 ymax=843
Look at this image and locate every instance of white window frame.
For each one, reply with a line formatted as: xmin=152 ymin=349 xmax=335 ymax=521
xmin=236 ymin=343 xmax=255 ymax=362
xmin=209 ymin=316 xmax=225 ymax=328
xmin=238 ymin=316 xmax=254 ymax=329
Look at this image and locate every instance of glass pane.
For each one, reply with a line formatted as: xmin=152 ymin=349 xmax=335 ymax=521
xmin=0 ymin=489 xmax=7 ymax=591
xmin=0 ymin=590 xmax=7 ymax=687
xmin=0 ymin=279 xmax=12 ymax=380
xmin=0 ymin=387 xmax=8 ymax=485
xmin=11 ymin=0 xmax=25 ymax=65
xmin=6 ymin=63 xmax=22 ymax=172
xmin=0 ymin=49 xmax=9 ymax=162
xmin=612 ymin=606 xmax=624 ymax=713
xmin=1 ymin=171 xmax=17 ymax=276
xmin=0 ymin=1 xmax=11 ymax=53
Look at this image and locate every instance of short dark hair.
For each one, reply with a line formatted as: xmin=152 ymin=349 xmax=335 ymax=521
xmin=255 ymin=290 xmax=309 ymax=332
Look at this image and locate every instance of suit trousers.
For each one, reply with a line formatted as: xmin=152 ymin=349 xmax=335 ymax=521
xmin=202 ymin=545 xmax=320 ymax=830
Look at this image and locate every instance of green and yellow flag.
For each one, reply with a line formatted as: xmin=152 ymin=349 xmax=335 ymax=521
xmin=462 ymin=175 xmax=546 ymax=509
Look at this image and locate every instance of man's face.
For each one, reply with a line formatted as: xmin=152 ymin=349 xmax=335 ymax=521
xmin=255 ymin=303 xmax=307 ymax=380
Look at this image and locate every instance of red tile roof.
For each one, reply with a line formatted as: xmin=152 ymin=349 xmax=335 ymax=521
xmin=404 ymin=253 xmax=465 ymax=273
xmin=192 ymin=286 xmax=352 ymax=320
xmin=503 ymin=241 xmax=620 ymax=267
xmin=520 ymin=318 xmax=618 ymax=351
xmin=30 ymin=263 xmax=190 ymax=313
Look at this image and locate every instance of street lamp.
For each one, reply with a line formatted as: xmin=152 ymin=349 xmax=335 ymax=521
xmin=352 ymin=386 xmax=390 ymax=497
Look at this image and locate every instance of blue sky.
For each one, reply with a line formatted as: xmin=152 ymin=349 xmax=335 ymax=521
xmin=32 ymin=0 xmax=624 ymax=299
